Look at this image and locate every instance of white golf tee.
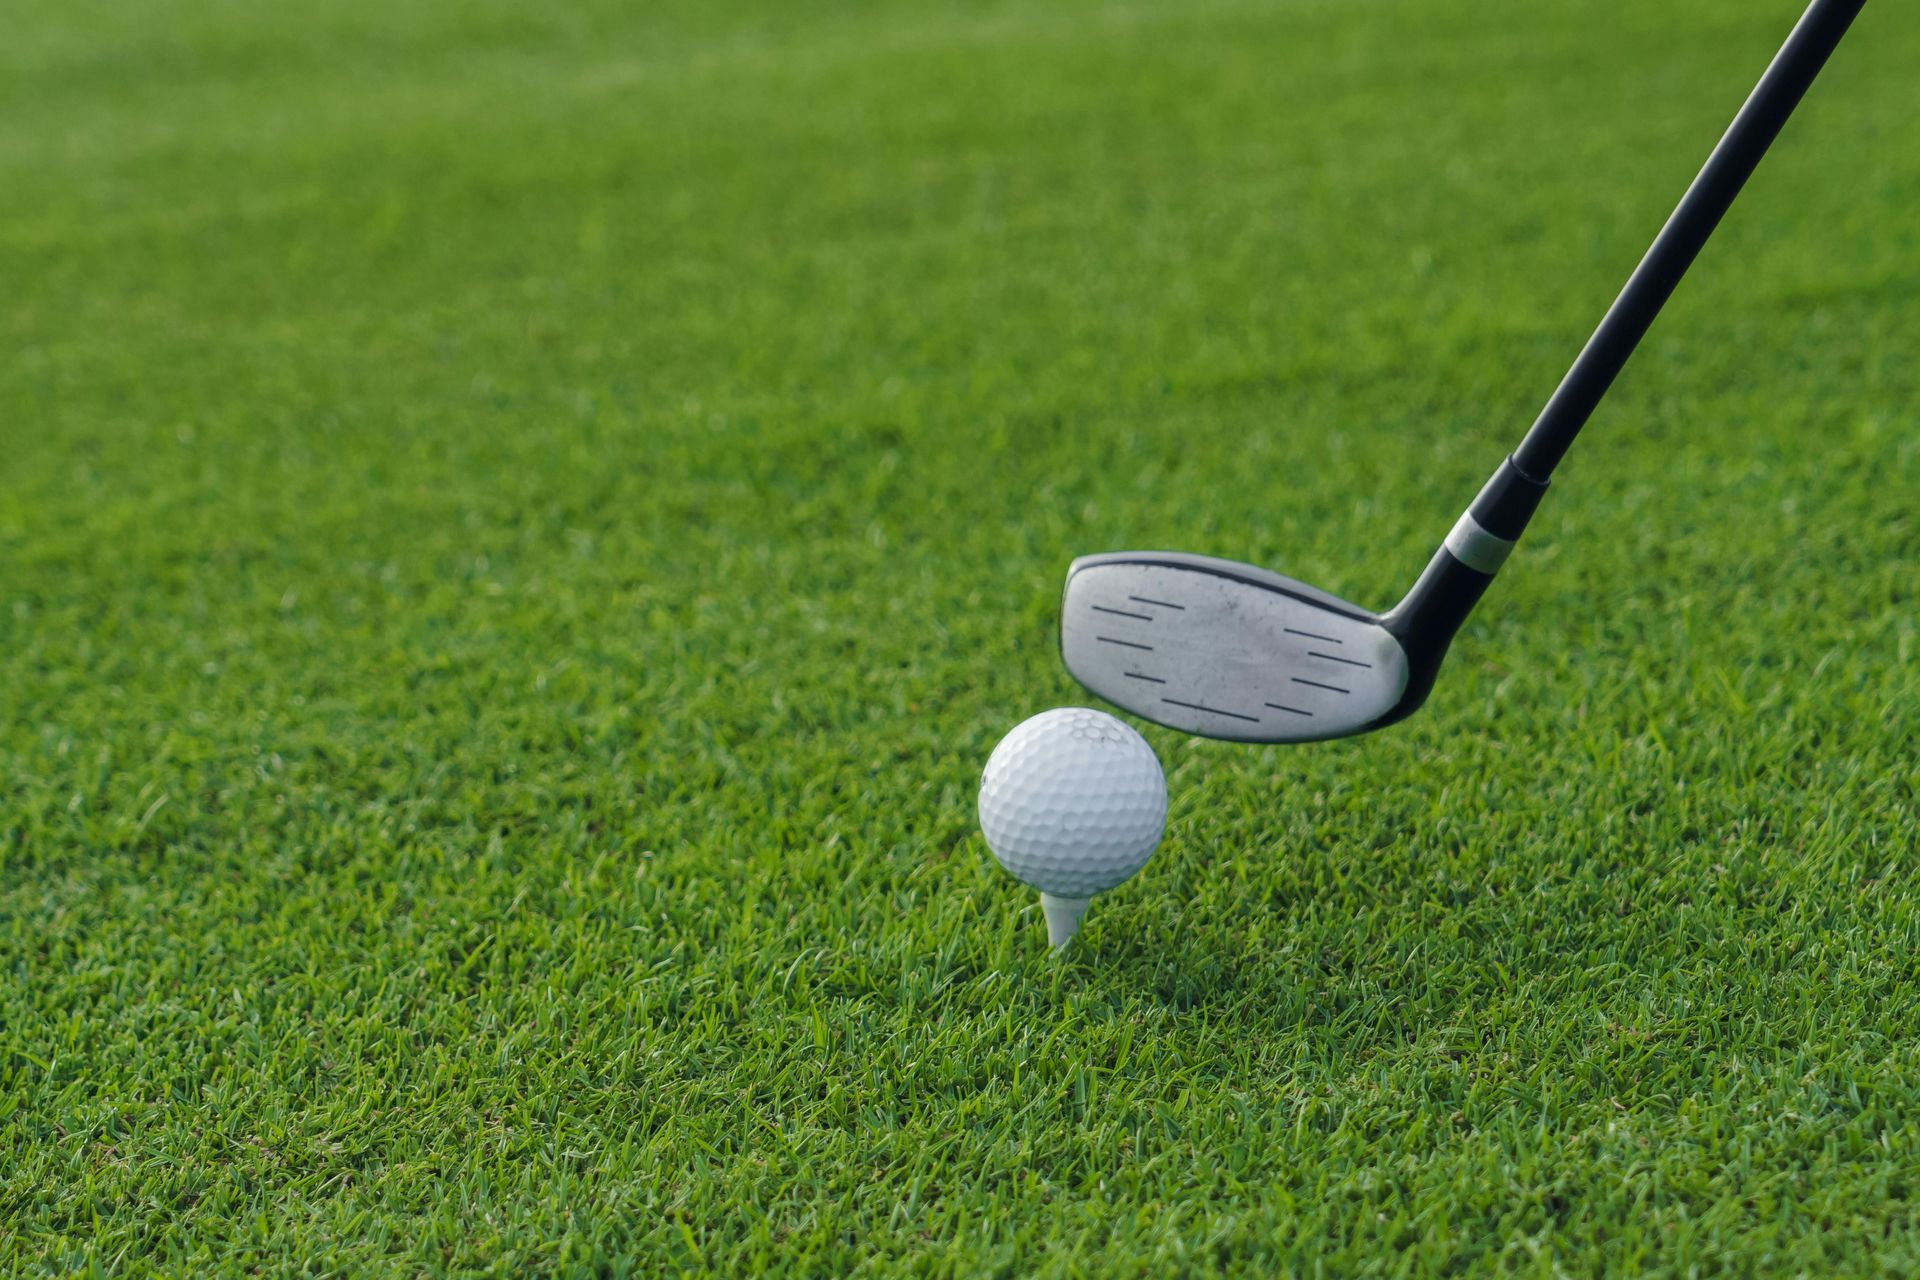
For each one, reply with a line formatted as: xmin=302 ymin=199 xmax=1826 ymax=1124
xmin=1040 ymin=893 xmax=1091 ymax=951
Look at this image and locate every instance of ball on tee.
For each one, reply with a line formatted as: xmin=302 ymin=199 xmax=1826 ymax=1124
xmin=978 ymin=707 xmax=1168 ymax=924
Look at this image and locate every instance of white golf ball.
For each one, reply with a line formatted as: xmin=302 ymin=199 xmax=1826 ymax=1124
xmin=978 ymin=707 xmax=1168 ymax=899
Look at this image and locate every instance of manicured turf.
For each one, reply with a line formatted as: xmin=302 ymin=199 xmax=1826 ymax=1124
xmin=4 ymin=0 xmax=1917 ymax=1273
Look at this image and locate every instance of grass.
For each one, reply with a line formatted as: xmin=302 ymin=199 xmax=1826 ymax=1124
xmin=3 ymin=0 xmax=1918 ymax=1273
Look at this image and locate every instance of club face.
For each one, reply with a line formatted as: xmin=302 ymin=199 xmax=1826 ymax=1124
xmin=1060 ymin=552 xmax=1410 ymax=743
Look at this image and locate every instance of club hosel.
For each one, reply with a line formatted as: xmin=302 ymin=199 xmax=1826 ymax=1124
xmin=1377 ymin=457 xmax=1550 ymax=721
xmin=1460 ymin=451 xmax=1552 ymax=545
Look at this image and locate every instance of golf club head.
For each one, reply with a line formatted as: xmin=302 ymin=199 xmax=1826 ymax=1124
xmin=1060 ymin=552 xmax=1411 ymax=743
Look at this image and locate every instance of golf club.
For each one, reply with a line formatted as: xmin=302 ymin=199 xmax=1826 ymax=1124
xmin=1061 ymin=0 xmax=1865 ymax=743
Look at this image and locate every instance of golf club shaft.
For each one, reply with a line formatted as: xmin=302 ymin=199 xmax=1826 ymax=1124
xmin=1511 ymin=0 xmax=1866 ymax=482
xmin=1383 ymin=0 xmax=1862 ymax=689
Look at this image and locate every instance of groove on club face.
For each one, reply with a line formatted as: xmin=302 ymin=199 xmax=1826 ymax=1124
xmin=1061 ymin=553 xmax=1411 ymax=743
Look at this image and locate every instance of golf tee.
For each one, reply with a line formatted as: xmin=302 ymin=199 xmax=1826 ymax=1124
xmin=1040 ymin=893 xmax=1091 ymax=951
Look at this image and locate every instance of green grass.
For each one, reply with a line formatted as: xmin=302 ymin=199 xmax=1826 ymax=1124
xmin=4 ymin=0 xmax=1918 ymax=1273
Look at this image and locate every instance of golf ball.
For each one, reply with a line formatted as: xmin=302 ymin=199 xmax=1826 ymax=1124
xmin=978 ymin=707 xmax=1168 ymax=899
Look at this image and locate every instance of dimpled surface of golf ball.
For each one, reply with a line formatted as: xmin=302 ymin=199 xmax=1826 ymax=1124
xmin=978 ymin=708 xmax=1168 ymax=899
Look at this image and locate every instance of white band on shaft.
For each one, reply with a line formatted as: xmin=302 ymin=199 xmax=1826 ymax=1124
xmin=1444 ymin=511 xmax=1516 ymax=575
